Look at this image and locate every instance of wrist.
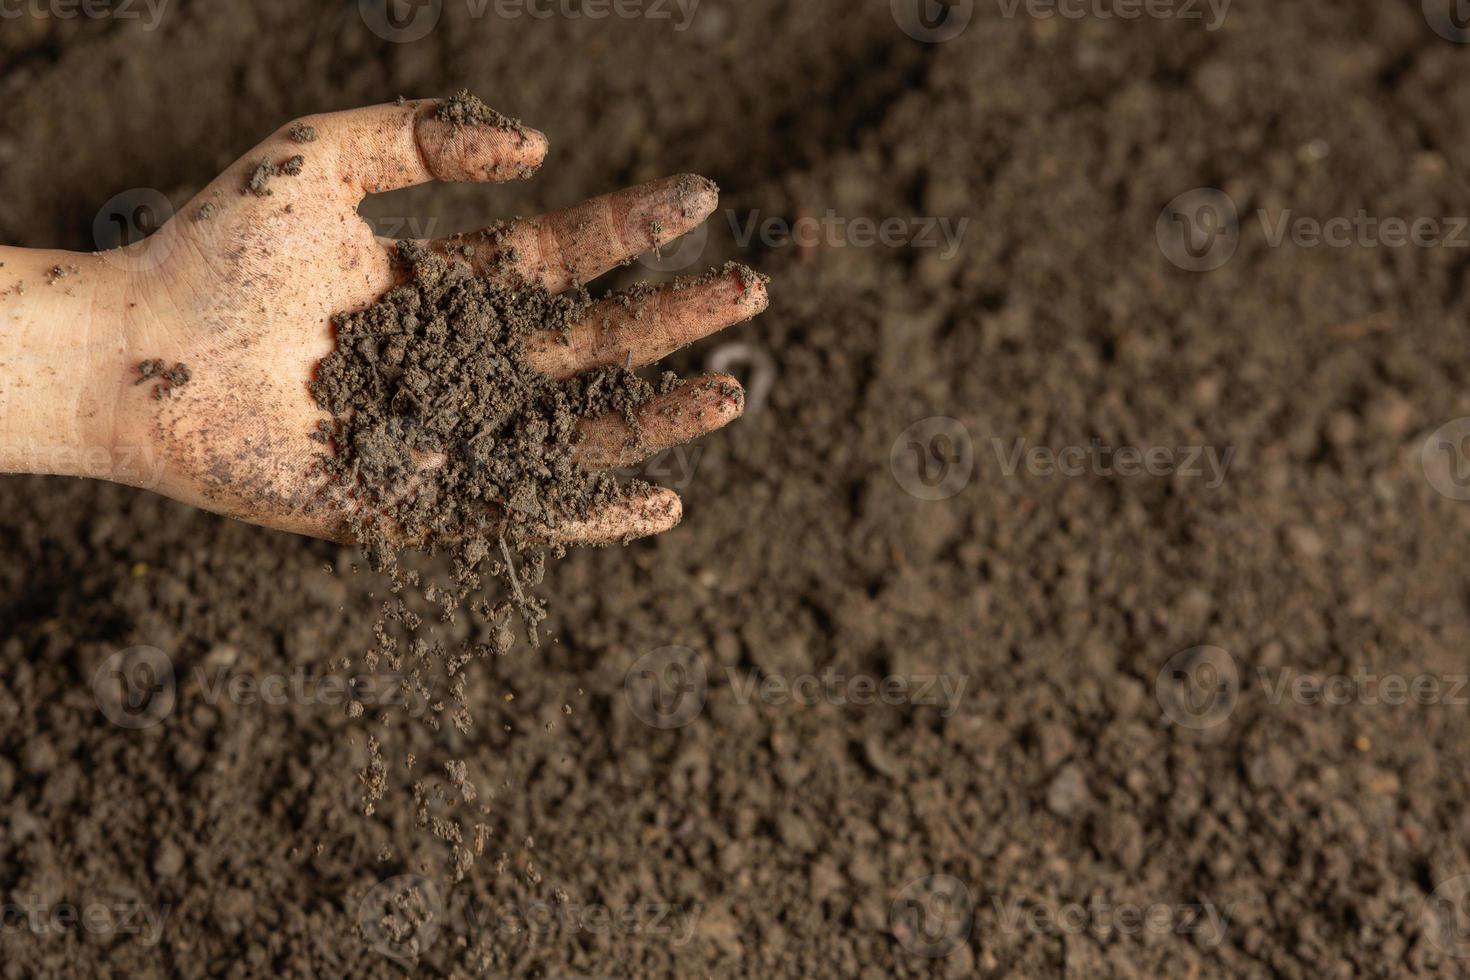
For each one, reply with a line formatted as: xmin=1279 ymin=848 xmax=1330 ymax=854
xmin=0 ymin=246 xmax=159 ymax=485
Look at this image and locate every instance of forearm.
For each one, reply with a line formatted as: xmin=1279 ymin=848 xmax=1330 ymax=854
xmin=0 ymin=247 xmax=137 ymax=481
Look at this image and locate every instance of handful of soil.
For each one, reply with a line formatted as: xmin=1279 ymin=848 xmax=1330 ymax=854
xmin=310 ymin=238 xmax=664 ymax=662
xmin=312 ymin=241 xmax=652 ymax=557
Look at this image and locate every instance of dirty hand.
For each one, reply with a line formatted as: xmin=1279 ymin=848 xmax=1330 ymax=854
xmin=0 ymin=99 xmax=767 ymax=543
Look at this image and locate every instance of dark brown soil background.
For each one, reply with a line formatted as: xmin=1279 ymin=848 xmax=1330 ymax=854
xmin=6 ymin=1 xmax=1470 ymax=976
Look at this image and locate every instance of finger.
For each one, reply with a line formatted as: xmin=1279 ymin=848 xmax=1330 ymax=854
xmin=571 ymin=374 xmax=745 ymax=470
xmin=302 ymin=97 xmax=548 ymax=198
xmin=547 ymin=487 xmax=683 ymax=546
xmin=424 ymin=174 xmax=718 ymax=292
xmin=524 ymin=266 xmax=768 ymax=380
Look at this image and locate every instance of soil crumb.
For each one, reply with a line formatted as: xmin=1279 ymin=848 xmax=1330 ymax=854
xmin=436 ymin=89 xmax=527 ymax=136
xmin=135 ymin=358 xmax=191 ymax=399
xmin=244 ymin=154 xmax=305 ymax=196
xmin=287 ymin=121 xmax=317 ymax=143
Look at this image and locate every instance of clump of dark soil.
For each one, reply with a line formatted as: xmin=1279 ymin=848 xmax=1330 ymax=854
xmin=135 ymin=358 xmax=191 ymax=399
xmin=309 ymin=239 xmax=659 ymax=652
xmin=434 ymin=89 xmax=527 ymax=136
xmin=312 ymin=240 xmax=646 ymax=558
xmin=243 ymin=153 xmax=304 ymax=196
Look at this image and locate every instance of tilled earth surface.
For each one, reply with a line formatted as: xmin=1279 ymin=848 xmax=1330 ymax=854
xmin=5 ymin=1 xmax=1470 ymax=976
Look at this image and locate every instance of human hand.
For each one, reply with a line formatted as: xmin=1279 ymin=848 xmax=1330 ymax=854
xmin=0 ymin=98 xmax=767 ymax=544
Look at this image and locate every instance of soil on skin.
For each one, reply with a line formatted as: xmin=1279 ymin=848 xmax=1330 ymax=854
xmin=3 ymin=1 xmax=1470 ymax=978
